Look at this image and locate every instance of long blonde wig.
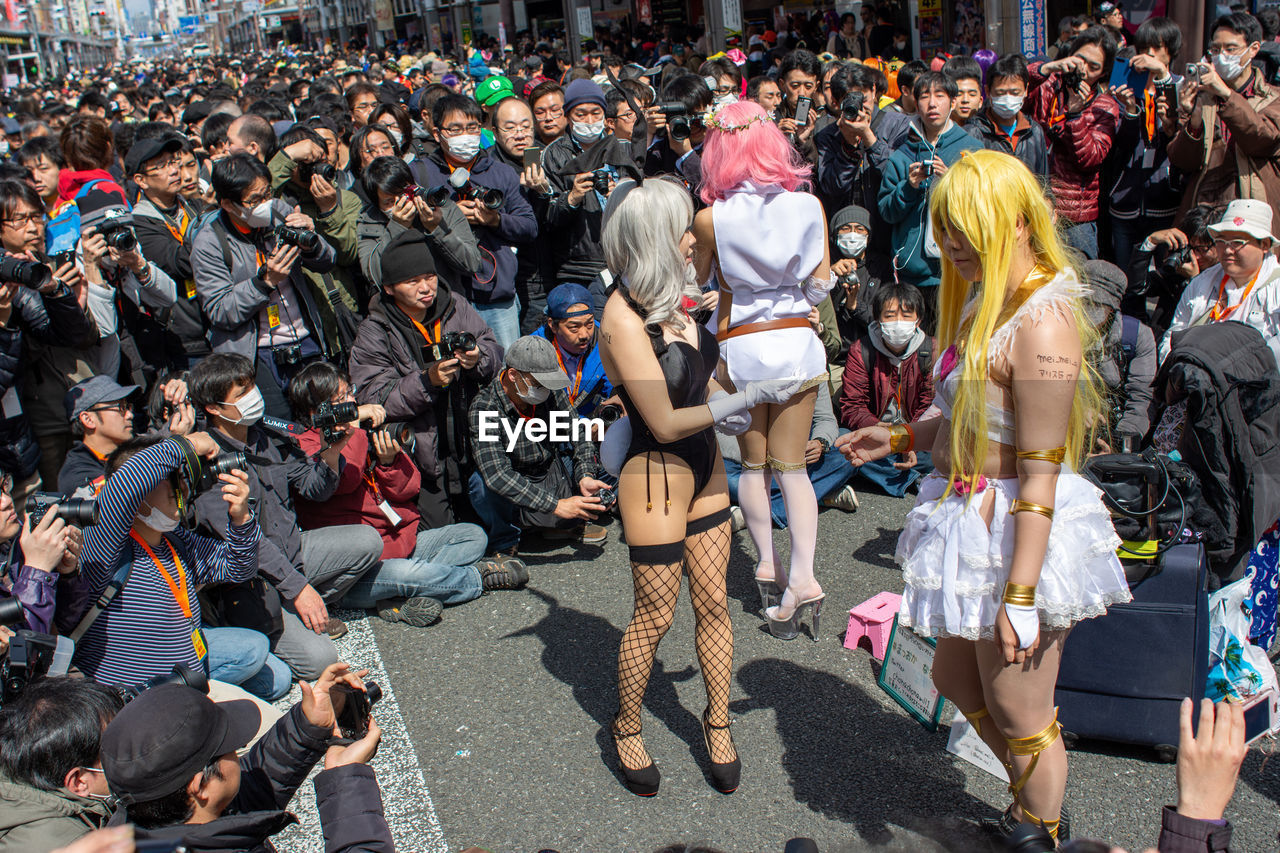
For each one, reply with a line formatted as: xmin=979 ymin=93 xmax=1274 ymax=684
xmin=930 ymin=150 xmax=1104 ymax=492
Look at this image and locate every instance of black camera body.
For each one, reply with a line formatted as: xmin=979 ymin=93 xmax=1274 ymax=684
xmin=594 ymin=402 xmax=623 ymax=426
xmin=596 ymin=487 xmax=617 ymax=510
xmin=657 ymin=102 xmax=701 ymax=141
xmin=423 ymin=330 xmax=477 ymax=364
xmin=456 ymin=182 xmax=505 ymax=210
xmin=591 ymin=168 xmax=612 ymax=195
xmin=274 ymin=225 xmax=320 ymax=253
xmin=114 ymin=664 xmax=208 ymax=704
xmin=27 ymin=492 xmax=98 ymax=527
xmin=841 ymin=91 xmax=865 ymax=122
xmin=299 ymin=160 xmax=338 ymax=183
xmin=1160 ymin=244 xmax=1195 ymax=279
xmin=409 ymin=184 xmax=451 ymax=208
xmin=332 ymin=680 xmax=382 ymax=740
xmin=313 ymin=400 xmax=358 ymax=444
xmin=1061 ymin=68 xmax=1085 ymax=92
xmin=98 ymin=220 xmax=138 ymax=252
xmin=195 ymin=452 xmax=248 ymax=494
xmin=0 ymin=255 xmax=51 ymax=290
xmin=2 ymin=630 xmax=61 ymax=705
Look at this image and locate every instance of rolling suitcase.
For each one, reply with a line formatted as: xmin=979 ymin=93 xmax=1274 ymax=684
xmin=1054 ymin=543 xmax=1210 ymax=760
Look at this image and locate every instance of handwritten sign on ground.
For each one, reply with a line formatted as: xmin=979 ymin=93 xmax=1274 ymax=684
xmin=876 ymin=615 xmax=945 ymax=730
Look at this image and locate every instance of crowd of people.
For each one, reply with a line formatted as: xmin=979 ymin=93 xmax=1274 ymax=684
xmin=0 ymin=3 xmax=1274 ymax=851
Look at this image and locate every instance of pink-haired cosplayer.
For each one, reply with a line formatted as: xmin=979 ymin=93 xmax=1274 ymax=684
xmin=692 ymin=100 xmax=835 ymax=641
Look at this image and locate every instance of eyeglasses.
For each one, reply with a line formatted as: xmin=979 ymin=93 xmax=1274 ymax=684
xmin=241 ymin=191 xmax=273 ymax=207
xmin=1213 ymin=237 xmax=1255 ymax=251
xmin=88 ymin=400 xmax=131 ymax=415
xmin=144 ymin=157 xmax=180 ymax=174
xmin=1207 ymin=44 xmax=1248 ymax=57
xmin=362 ymin=141 xmax=396 ymax=157
xmin=2 ymin=212 xmax=41 ymax=227
xmin=440 ymin=123 xmax=482 ymax=136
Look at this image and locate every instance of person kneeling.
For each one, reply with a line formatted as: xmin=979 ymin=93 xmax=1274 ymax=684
xmin=467 ymin=336 xmax=610 ymax=556
xmin=289 ymin=362 xmax=525 ymax=626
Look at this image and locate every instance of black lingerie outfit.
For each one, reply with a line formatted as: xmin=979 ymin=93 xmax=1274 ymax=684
xmin=614 ymin=286 xmax=722 ymax=508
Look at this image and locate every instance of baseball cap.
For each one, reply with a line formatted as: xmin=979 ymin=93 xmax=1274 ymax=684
xmin=504 ymin=336 xmax=570 ymax=391
xmin=65 ymin=375 xmax=141 ymax=421
xmin=545 ymin=283 xmax=594 ymax=320
xmin=101 ymin=684 xmax=260 ymax=805
xmin=476 ymin=75 xmax=514 ymax=106
xmin=124 ymin=134 xmax=183 ymax=178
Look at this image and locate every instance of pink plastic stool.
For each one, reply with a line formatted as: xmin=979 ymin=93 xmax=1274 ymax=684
xmin=844 ymin=592 xmax=903 ymax=660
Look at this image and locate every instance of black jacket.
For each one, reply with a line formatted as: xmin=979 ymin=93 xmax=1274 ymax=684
xmin=115 ymin=704 xmax=393 ymax=853
xmin=1154 ymin=321 xmax=1280 ymax=584
xmin=540 ymin=133 xmax=638 ymax=284
xmin=964 ymin=110 xmax=1051 ymax=179
xmin=126 ymin=194 xmax=212 ymax=368
xmin=56 ymin=441 xmax=106 ymax=497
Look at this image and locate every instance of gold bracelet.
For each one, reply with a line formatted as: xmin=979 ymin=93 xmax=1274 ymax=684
xmin=1016 ymin=446 xmax=1066 ymax=464
xmin=888 ymin=423 xmax=914 ymax=453
xmin=1009 ymin=499 xmax=1055 ymax=520
xmin=1002 ymin=581 xmax=1037 ymax=606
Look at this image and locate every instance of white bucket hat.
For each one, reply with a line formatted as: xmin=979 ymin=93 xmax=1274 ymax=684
xmin=1208 ymin=199 xmax=1276 ymax=246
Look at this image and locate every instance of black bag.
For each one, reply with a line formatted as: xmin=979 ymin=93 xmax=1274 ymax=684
xmin=198 ymin=576 xmax=285 ymax=645
xmin=1081 ymin=450 xmax=1205 ymax=558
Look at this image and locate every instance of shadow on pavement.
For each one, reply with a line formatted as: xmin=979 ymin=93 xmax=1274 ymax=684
xmin=851 ymin=526 xmax=902 ymax=571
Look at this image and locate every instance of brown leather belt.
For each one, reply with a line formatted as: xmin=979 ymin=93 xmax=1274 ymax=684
xmin=715 ymin=317 xmax=813 ymax=343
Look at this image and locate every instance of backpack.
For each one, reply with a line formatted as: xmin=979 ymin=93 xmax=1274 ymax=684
xmin=858 ymin=334 xmax=933 ymax=419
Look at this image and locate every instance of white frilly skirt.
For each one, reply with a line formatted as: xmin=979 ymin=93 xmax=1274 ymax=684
xmin=895 ymin=472 xmax=1133 ymax=641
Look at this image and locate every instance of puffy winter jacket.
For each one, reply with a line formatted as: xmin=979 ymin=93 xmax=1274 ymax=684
xmin=1027 ymin=63 xmax=1122 ymax=224
xmin=0 ymin=771 xmax=111 ymax=853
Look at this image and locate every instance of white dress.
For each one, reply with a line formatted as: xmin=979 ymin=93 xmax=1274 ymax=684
xmin=895 ymin=272 xmax=1133 ymax=640
xmin=712 ymin=181 xmax=829 ymax=388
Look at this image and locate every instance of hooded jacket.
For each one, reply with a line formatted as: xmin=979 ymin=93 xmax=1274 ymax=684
xmin=348 ymin=285 xmax=502 ymax=480
xmin=839 ymin=325 xmax=934 ymax=430
xmin=0 ymin=771 xmax=111 ymax=853
xmin=540 ymin=133 xmax=639 ymax=284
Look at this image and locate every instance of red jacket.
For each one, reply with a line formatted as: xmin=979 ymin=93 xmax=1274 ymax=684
xmin=839 ymin=336 xmax=935 ymax=430
xmin=1027 ymin=62 xmax=1122 ymax=224
xmin=56 ymin=168 xmax=126 ymax=206
xmin=295 ymin=428 xmax=422 ymax=559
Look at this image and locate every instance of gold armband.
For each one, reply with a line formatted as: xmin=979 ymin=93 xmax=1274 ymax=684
xmin=1002 ymin=582 xmax=1037 ymax=606
xmin=888 ymin=423 xmax=915 ymax=453
xmin=1016 ymin=446 xmax=1066 ymax=464
xmin=1009 ymin=499 xmax=1055 ymax=520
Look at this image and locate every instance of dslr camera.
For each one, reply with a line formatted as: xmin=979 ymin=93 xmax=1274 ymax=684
xmin=656 ymin=102 xmax=702 ymax=141
xmin=594 ymin=401 xmax=624 ymax=426
xmin=591 ymin=168 xmax=612 ymax=195
xmin=0 ymin=597 xmax=72 ymax=707
xmin=98 ymin=219 xmax=138 ymax=252
xmin=1159 ymin=244 xmax=1195 ymax=279
xmin=27 ymin=492 xmax=98 ymax=527
xmin=194 ymin=452 xmax=249 ymax=494
xmin=423 ymin=330 xmax=477 ymax=364
xmin=1061 ymin=67 xmax=1085 ymax=92
xmin=405 ymin=183 xmax=452 ymax=208
xmin=298 ymin=160 xmax=338 ymax=183
xmin=840 ymin=92 xmax=865 ymax=122
xmin=456 ymin=182 xmax=505 ymax=211
xmin=274 ymin=225 xmax=320 ymax=253
xmin=0 ymin=255 xmax=51 ymax=289
xmin=114 ymin=664 xmax=208 ymax=704
xmin=312 ymin=400 xmax=358 ymax=445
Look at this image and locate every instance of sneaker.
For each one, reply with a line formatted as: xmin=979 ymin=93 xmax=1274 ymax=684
xmin=545 ymin=524 xmax=609 ymax=544
xmin=582 ymin=523 xmax=608 ymax=544
xmin=480 ymin=556 xmax=529 ymax=590
xmin=729 ymin=505 xmax=746 ymax=532
xmin=376 ymin=596 xmax=443 ymax=627
xmin=326 ymin=617 xmax=349 ymax=639
xmin=821 ymin=484 xmax=859 ymax=513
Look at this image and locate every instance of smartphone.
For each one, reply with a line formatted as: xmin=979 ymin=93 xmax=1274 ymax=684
xmin=1109 ymin=55 xmax=1151 ymax=94
xmin=331 ymin=681 xmax=381 ymax=740
xmin=794 ymin=95 xmax=812 ymax=126
xmin=523 ymin=143 xmax=543 ymax=169
xmin=1242 ymin=689 xmax=1277 ymax=745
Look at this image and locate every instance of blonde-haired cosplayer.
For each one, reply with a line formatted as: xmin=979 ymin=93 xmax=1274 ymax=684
xmin=838 ymin=151 xmax=1131 ymax=849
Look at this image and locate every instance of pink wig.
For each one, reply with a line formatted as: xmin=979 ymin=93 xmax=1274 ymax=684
xmin=698 ymin=100 xmax=812 ymax=205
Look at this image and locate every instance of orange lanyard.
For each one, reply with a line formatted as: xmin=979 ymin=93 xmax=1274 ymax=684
xmin=1212 ymin=271 xmax=1260 ymax=322
xmin=410 ymin=317 xmax=442 ymax=345
xmin=362 ymin=467 xmax=385 ymax=502
xmin=129 ymin=530 xmax=192 ymax=619
xmin=1143 ymin=88 xmax=1156 ymax=144
xmin=552 ymin=340 xmax=584 ymax=401
xmin=162 ymin=205 xmax=190 ymax=245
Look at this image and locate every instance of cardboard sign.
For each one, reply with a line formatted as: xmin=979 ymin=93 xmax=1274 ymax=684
xmin=876 ymin=616 xmax=945 ymax=730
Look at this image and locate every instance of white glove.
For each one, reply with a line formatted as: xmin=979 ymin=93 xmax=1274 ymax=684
xmin=708 ymin=392 xmax=751 ymax=436
xmin=1003 ymin=602 xmax=1039 ymax=650
xmin=744 ymin=371 xmax=807 ymax=408
xmin=801 ymin=271 xmax=836 ymax=305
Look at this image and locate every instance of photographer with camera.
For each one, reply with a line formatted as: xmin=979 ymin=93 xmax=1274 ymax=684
xmin=1126 ymin=205 xmax=1221 ymax=337
xmin=0 ymin=677 xmax=123 ymax=852
xmin=0 ymin=180 xmax=95 ymax=510
xmin=414 ymin=94 xmax=538 ymax=348
xmin=1168 ymin=12 xmax=1280 ymax=229
xmin=99 ymin=662 xmax=392 ymax=852
xmin=643 ymin=74 xmax=713 ymax=186
xmin=289 ymin=362 xmax=521 ymax=623
xmin=775 ymin=50 xmax=823 ymax=165
xmin=468 ymin=335 xmax=610 ymax=554
xmin=0 ymin=470 xmax=80 ymax=636
xmin=356 ymin=155 xmax=481 ymax=291
xmin=350 ymin=230 xmax=501 ymax=526
xmin=191 ymin=153 xmax=340 ymax=419
xmin=1081 ymin=260 xmax=1157 ymax=445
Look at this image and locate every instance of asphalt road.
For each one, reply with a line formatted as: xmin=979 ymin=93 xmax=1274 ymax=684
xmin=285 ymin=487 xmax=1280 ymax=853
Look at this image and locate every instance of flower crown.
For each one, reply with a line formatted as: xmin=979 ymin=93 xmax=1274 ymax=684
xmin=704 ymin=108 xmax=766 ymax=133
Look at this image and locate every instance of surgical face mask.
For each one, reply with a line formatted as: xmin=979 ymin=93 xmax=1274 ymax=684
xmin=0 ymin=140 xmax=9 ymax=157
xmin=1213 ymin=51 xmax=1247 ymax=82
xmin=836 ymin=232 xmax=868 ymax=257
xmin=895 ymin=40 xmax=907 ymax=51
xmin=713 ymin=92 xmax=738 ymax=108
xmin=514 ymin=371 xmax=550 ymax=404
xmin=879 ymin=320 xmax=917 ymax=348
xmin=571 ymin=119 xmax=605 ymax=143
xmin=137 ymin=500 xmax=180 ymax=533
xmin=387 ymin=127 xmax=405 ymax=148
xmin=239 ymin=199 xmax=274 ymax=228
xmin=446 ymin=133 xmax=481 ymax=161
xmin=226 ymin=385 xmax=265 ymax=425
xmin=990 ymin=94 xmax=1025 ymax=120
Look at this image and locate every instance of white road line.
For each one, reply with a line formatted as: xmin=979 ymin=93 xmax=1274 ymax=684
xmin=272 ymin=612 xmax=448 ymax=853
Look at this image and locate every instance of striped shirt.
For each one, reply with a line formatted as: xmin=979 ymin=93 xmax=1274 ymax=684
xmin=73 ymin=440 xmax=261 ymax=687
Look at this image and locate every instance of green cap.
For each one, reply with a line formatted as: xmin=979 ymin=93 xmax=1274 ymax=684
xmin=476 ymin=75 xmax=514 ymax=106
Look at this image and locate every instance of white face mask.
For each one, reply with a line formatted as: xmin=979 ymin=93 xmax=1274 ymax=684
xmin=1213 ymin=51 xmax=1247 ymax=82
xmin=879 ymin=320 xmax=918 ymax=348
xmin=240 ymin=200 xmax=274 ymax=228
xmin=836 ymin=232 xmax=868 ymax=257
xmin=514 ymin=372 xmax=549 ymax=404
xmin=571 ymin=119 xmax=605 ymax=143
xmin=387 ymin=127 xmax=405 ymax=148
xmin=227 ymin=385 xmax=265 ymax=425
xmin=447 ymin=133 xmax=481 ymax=161
xmin=713 ymin=93 xmax=738 ymax=108
xmin=137 ymin=500 xmax=180 ymax=533
xmin=990 ymin=95 xmax=1025 ymax=120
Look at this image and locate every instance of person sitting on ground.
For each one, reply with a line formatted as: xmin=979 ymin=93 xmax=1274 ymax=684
xmin=1081 ymin=259 xmax=1157 ymax=445
xmin=0 ymin=678 xmax=123 ymax=853
xmin=1126 ymin=205 xmax=1221 ymax=339
xmin=467 ymin=335 xmax=610 ymax=556
xmin=288 ymin=361 xmax=526 ymax=628
xmin=532 ymin=283 xmax=617 ymax=420
xmin=838 ymin=280 xmax=935 ymax=497
xmin=99 ymin=663 xmax=392 ymax=852
xmin=719 ymin=381 xmax=857 ymax=529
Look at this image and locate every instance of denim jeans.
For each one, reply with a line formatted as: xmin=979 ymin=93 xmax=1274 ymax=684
xmin=300 ymin=524 xmax=386 ymax=605
xmin=1063 ymin=219 xmax=1099 ymax=260
xmin=204 ymin=625 xmax=293 ymax=700
xmin=474 ymin=297 xmax=521 ymax=349
xmin=341 ymin=525 xmax=487 ymax=607
xmin=468 ymin=458 xmax=575 ymax=552
xmin=723 ymin=440 xmax=857 ymax=528
xmin=854 ymin=451 xmax=934 ymax=498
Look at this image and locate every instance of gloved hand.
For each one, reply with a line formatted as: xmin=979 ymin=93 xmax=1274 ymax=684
xmin=708 ymin=392 xmax=751 ymax=436
xmin=801 ymin=271 xmax=836 ymax=305
xmin=744 ymin=371 xmax=807 ymax=408
xmin=1003 ymin=602 xmax=1039 ymax=650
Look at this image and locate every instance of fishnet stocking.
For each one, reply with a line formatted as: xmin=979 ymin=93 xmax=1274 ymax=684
xmin=614 ymin=557 xmax=682 ymax=771
xmin=685 ymin=519 xmax=737 ymax=765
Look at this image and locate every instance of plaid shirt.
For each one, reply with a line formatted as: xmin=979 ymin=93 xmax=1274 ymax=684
xmin=468 ymin=377 xmax=602 ymax=513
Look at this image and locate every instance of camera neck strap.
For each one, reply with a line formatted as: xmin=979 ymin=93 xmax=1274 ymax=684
xmin=410 ymin=316 xmax=442 ymax=345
